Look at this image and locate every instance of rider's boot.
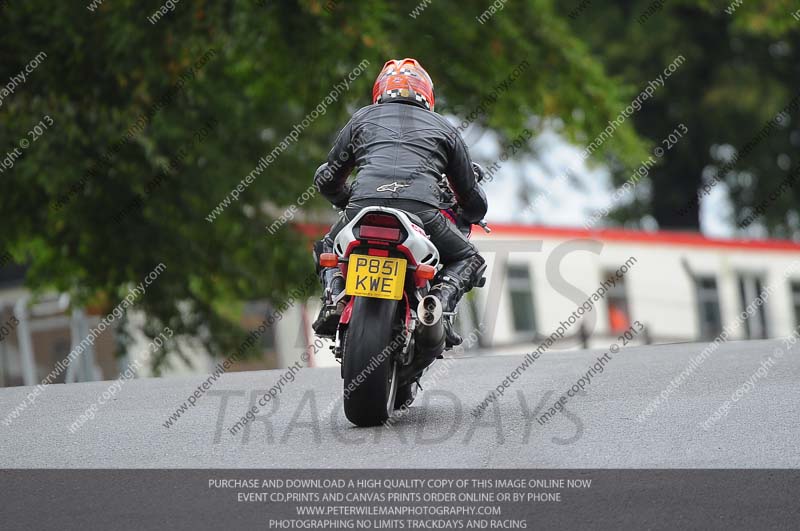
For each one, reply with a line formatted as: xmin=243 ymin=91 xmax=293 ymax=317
xmin=428 ymin=254 xmax=486 ymax=347
xmin=312 ymin=267 xmax=345 ymax=336
xmin=312 ymin=239 xmax=345 ymax=336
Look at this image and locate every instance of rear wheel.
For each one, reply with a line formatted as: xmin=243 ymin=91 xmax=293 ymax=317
xmin=342 ymin=297 xmax=400 ymax=426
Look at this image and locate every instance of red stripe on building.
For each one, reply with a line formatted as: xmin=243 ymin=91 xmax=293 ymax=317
xmin=295 ymin=222 xmax=800 ymax=253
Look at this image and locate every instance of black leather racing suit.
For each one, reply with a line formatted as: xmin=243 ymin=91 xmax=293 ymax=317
xmin=312 ymin=99 xmax=488 ymax=345
xmin=314 ymin=100 xmax=487 ymax=264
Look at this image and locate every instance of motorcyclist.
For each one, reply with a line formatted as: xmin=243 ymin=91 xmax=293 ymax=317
xmin=312 ymin=58 xmax=487 ymax=347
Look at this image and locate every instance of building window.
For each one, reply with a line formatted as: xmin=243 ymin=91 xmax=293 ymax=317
xmin=738 ymin=274 xmax=768 ymax=339
xmin=604 ymin=271 xmax=630 ymax=333
xmin=696 ymin=276 xmax=722 ymax=340
xmin=506 ymin=264 xmax=536 ymax=333
xmin=792 ymin=282 xmax=800 ymax=329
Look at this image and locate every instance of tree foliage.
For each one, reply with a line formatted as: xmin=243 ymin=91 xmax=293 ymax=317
xmin=563 ymin=0 xmax=800 ymax=234
xmin=4 ymin=1 xmax=796 ymax=369
xmin=1 ymin=0 xmax=647 ymax=368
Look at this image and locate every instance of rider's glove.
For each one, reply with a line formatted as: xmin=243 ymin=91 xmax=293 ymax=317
xmin=329 ymin=184 xmax=352 ymax=209
xmin=471 ymin=162 xmax=487 ymax=183
xmin=315 ymin=162 xmax=351 ymax=209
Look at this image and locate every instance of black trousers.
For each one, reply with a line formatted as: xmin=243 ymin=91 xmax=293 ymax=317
xmin=321 ymin=199 xmax=478 ymax=265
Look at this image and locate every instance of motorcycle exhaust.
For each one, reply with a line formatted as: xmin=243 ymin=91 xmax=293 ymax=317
xmin=398 ymin=296 xmax=446 ymax=384
xmin=415 ymin=295 xmax=445 ymax=360
xmin=418 ymin=295 xmax=443 ymax=326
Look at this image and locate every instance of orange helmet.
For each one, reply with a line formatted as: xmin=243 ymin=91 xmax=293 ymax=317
xmin=372 ymin=58 xmax=435 ymax=111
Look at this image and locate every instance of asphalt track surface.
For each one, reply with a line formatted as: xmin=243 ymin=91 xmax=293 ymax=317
xmin=1 ymin=339 xmax=798 ymax=468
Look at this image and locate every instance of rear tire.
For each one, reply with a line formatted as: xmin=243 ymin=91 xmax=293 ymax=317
xmin=342 ymin=297 xmax=400 ymax=426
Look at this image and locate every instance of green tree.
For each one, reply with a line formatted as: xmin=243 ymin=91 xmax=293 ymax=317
xmin=562 ymin=0 xmax=800 ymax=234
xmin=1 ymin=0 xmax=648 ymax=369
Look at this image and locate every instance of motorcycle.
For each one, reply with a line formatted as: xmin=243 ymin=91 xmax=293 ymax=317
xmin=318 ymin=168 xmax=489 ymax=427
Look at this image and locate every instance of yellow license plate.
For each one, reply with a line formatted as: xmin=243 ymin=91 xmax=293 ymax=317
xmin=345 ymin=254 xmax=407 ymax=300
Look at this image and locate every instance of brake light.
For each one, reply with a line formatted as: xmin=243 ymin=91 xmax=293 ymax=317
xmin=361 ymin=213 xmax=401 ymax=228
xmin=319 ymin=253 xmax=338 ymax=267
xmin=359 ymin=225 xmax=401 ymax=241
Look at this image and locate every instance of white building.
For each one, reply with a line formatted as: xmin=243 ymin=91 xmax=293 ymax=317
xmin=300 ymin=224 xmax=800 ymax=367
xmin=3 ymin=224 xmax=798 ymax=382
